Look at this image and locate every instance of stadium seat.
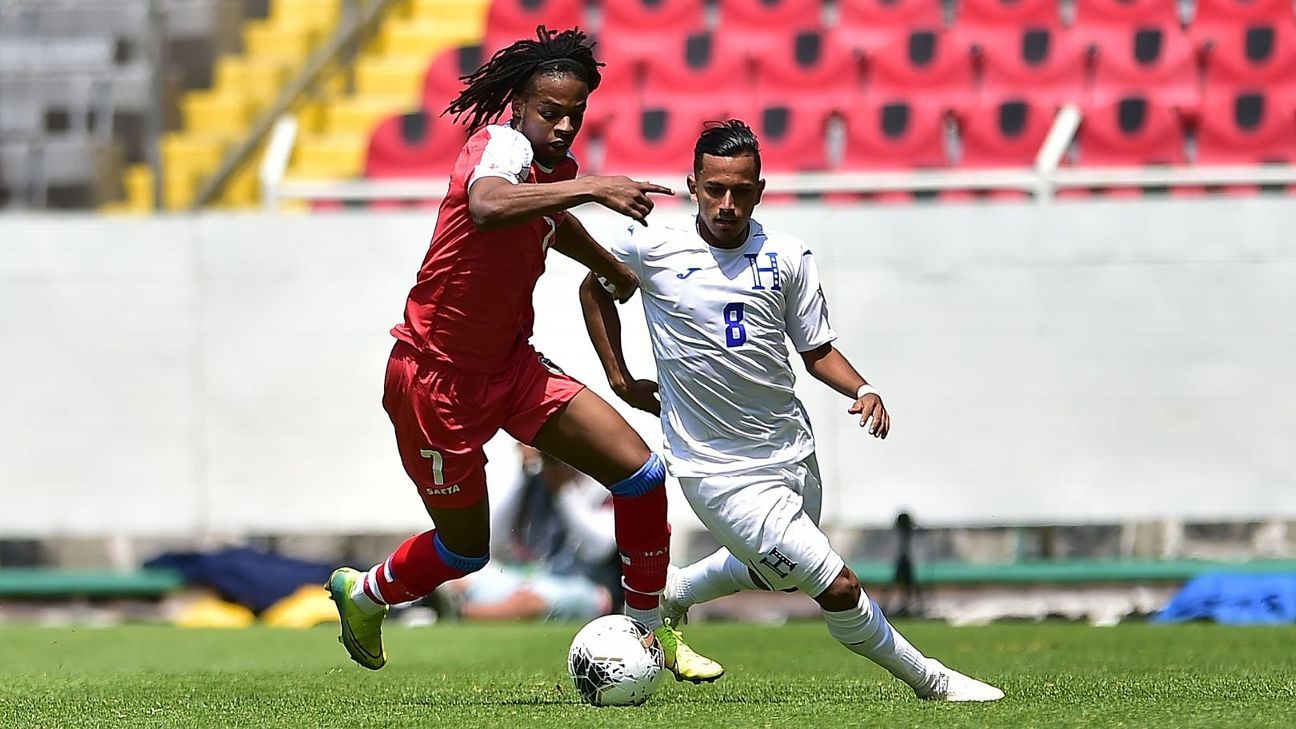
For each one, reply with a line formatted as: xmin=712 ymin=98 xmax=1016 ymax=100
xmin=952 ymin=98 xmax=1056 ymax=198
xmin=718 ymin=0 xmax=825 ymax=42
xmin=979 ymin=27 xmax=1090 ymax=108
xmin=483 ymin=0 xmax=586 ymax=54
xmin=601 ymin=106 xmax=702 ymax=176
xmin=836 ymin=0 xmax=944 ymax=54
xmin=752 ymin=30 xmax=860 ymax=114
xmin=357 ymin=57 xmax=429 ymax=98
xmin=1196 ymin=91 xmax=1296 ymax=164
xmin=599 ymin=0 xmax=706 ymax=66
xmin=642 ymin=33 xmax=751 ymax=119
xmin=867 ymin=29 xmax=975 ymax=110
xmin=407 ymin=0 xmax=491 ymax=26
xmin=243 ymin=19 xmax=317 ymax=68
xmin=366 ymin=111 xmax=468 ymax=178
xmin=1089 ymin=26 xmax=1201 ymax=113
xmin=422 ymin=45 xmax=485 ymax=111
xmin=737 ymin=104 xmax=832 ymax=172
xmin=956 ymin=0 xmax=1061 ymax=35
xmin=181 ymin=91 xmax=255 ymax=140
xmin=325 ymin=95 xmax=416 ymax=136
xmin=1068 ymin=96 xmax=1188 ymax=197
xmin=841 ymin=98 xmax=948 ymax=200
xmin=1202 ymin=23 xmax=1296 ymax=106
xmin=289 ymin=132 xmax=368 ymax=178
xmin=1073 ymin=0 xmax=1181 ymax=29
xmin=383 ymin=20 xmax=483 ymax=59
xmin=1191 ymin=0 xmax=1296 ymax=47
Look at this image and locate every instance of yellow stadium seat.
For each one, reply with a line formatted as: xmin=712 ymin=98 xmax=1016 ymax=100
xmin=244 ymin=20 xmax=318 ymax=67
xmin=380 ymin=19 xmax=482 ymax=58
xmin=162 ymin=134 xmax=227 ymax=209
xmin=124 ymin=164 xmax=155 ymax=211
xmin=181 ymin=91 xmax=254 ymax=138
xmin=289 ymin=132 xmax=368 ymax=178
xmin=325 ymin=94 xmax=414 ymax=135
xmin=355 ymin=56 xmax=428 ymax=97
xmin=272 ymin=0 xmax=341 ymax=34
xmin=408 ymin=0 xmax=490 ymax=26
xmin=215 ymin=57 xmax=290 ymax=112
xmin=218 ymin=158 xmax=261 ymax=208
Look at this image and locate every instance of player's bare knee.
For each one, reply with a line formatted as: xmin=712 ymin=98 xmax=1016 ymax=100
xmin=814 ymin=567 xmax=862 ymax=612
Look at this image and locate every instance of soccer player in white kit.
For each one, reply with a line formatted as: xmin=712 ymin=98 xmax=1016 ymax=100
xmin=580 ymin=120 xmax=1004 ymax=702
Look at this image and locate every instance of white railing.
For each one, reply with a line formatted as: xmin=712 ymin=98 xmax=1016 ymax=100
xmin=260 ymin=105 xmax=1296 ymax=208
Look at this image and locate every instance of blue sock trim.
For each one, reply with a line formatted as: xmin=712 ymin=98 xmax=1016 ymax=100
xmin=609 ymin=453 xmax=666 ymax=498
xmin=433 ymin=533 xmax=488 ymax=573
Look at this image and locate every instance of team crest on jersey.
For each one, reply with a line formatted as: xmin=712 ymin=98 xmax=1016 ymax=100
xmin=745 ymin=252 xmax=781 ymax=291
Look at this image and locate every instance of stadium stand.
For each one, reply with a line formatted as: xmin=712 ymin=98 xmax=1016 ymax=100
xmin=718 ymin=0 xmax=826 ymax=43
xmin=1202 ymin=22 xmax=1296 ymax=107
xmin=598 ymin=0 xmax=706 ymax=66
xmin=1190 ymin=0 xmax=1296 ymax=47
xmin=482 ymin=0 xmax=584 ymax=54
xmin=751 ymin=30 xmax=861 ymax=114
xmin=1073 ymin=0 xmax=1182 ymax=28
xmin=601 ymin=106 xmax=704 ymax=176
xmin=840 ymin=98 xmax=948 ymax=200
xmin=1063 ymin=96 xmax=1189 ymax=197
xmin=641 ymin=32 xmax=752 ymax=119
xmin=952 ymin=97 xmax=1057 ymax=198
xmin=1195 ymin=90 xmax=1296 ymax=192
xmin=866 ymin=29 xmax=976 ymax=109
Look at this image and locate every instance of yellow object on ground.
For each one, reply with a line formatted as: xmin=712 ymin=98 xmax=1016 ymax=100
xmin=262 ymin=584 xmax=341 ymax=628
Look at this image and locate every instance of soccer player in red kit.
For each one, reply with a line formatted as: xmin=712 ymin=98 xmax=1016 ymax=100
xmin=325 ymin=27 xmax=722 ymax=683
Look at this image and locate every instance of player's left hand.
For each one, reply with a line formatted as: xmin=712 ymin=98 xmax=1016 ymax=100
xmin=849 ymin=394 xmax=889 ymax=439
xmin=613 ymin=378 xmax=661 ymax=417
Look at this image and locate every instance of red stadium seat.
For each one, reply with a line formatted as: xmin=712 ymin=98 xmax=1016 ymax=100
xmin=1089 ymin=26 xmax=1201 ymax=112
xmin=598 ymin=0 xmax=707 ymax=67
xmin=1196 ymin=90 xmax=1296 ymax=195
xmin=867 ymin=29 xmax=975 ymax=110
xmin=483 ymin=0 xmax=586 ymax=54
xmin=739 ymin=104 xmax=832 ymax=172
xmin=841 ymin=98 xmax=947 ymax=200
xmin=718 ymin=0 xmax=824 ymax=41
xmin=365 ymin=111 xmax=469 ymax=178
xmin=601 ymin=106 xmax=703 ymax=176
xmin=836 ymin=0 xmax=943 ymax=54
xmin=642 ymin=32 xmax=751 ymax=118
xmin=422 ymin=45 xmax=485 ymax=111
xmin=752 ymin=30 xmax=860 ymax=114
xmin=1073 ymin=0 xmax=1181 ymax=29
xmin=1067 ymin=96 xmax=1188 ymax=197
xmin=1196 ymin=91 xmax=1296 ymax=164
xmin=956 ymin=0 xmax=1060 ymax=34
xmin=1192 ymin=0 xmax=1296 ymax=47
xmin=951 ymin=98 xmax=1055 ymax=199
xmin=980 ymin=27 xmax=1090 ymax=108
xmin=1202 ymin=23 xmax=1296 ymax=106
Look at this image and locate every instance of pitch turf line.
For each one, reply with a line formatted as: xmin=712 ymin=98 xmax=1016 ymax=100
xmin=0 ymin=622 xmax=1293 ymax=728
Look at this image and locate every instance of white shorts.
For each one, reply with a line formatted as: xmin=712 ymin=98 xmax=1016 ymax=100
xmin=678 ymin=454 xmax=844 ymax=596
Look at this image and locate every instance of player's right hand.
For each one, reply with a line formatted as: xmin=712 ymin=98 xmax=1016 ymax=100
xmin=613 ymin=378 xmax=661 ymax=417
xmin=589 ymin=176 xmax=674 ymax=225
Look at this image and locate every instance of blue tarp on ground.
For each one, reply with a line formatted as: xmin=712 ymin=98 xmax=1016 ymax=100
xmin=145 ymin=547 xmax=335 ymax=614
xmin=1154 ymin=572 xmax=1296 ymax=625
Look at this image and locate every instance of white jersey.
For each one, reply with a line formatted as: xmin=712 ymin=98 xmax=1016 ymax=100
xmin=610 ymin=218 xmax=837 ymax=477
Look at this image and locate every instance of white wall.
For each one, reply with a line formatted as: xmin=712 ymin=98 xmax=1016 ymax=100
xmin=1 ymin=199 xmax=1293 ymax=537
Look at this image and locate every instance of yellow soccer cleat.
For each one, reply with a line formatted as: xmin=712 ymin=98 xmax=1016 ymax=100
xmin=325 ymin=567 xmax=389 ymax=670
xmin=656 ymin=618 xmax=724 ymax=684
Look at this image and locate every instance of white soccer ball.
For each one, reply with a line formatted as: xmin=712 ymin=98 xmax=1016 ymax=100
xmin=567 ymin=614 xmax=666 ymax=707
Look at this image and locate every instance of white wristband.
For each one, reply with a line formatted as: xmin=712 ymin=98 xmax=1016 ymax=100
xmin=855 ymin=384 xmax=879 ymax=400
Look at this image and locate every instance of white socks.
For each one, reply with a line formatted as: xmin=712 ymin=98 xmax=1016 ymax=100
xmin=822 ymin=592 xmax=935 ymax=690
xmin=674 ymin=548 xmax=762 ymax=609
xmin=625 ymin=602 xmax=662 ymax=630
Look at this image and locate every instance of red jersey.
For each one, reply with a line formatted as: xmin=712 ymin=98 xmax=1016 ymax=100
xmin=392 ymin=124 xmax=579 ymax=373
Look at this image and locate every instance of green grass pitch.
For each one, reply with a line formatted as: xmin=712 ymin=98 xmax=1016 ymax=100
xmin=2 ymin=621 xmax=1294 ymax=727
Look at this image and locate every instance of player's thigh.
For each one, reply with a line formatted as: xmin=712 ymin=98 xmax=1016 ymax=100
xmin=383 ymin=342 xmax=495 ymax=552
xmin=682 ymin=469 xmax=843 ymax=594
xmin=527 ymin=388 xmax=653 ymax=486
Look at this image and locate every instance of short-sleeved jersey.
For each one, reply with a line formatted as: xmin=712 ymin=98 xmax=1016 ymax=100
xmin=610 ymin=218 xmax=837 ymax=477
xmin=392 ymin=124 xmax=578 ymax=373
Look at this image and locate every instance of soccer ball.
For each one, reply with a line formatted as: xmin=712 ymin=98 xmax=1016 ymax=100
xmin=567 ymin=614 xmax=665 ymax=707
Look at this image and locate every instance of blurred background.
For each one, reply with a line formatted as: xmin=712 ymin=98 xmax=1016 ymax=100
xmin=1 ymin=0 xmax=1294 ymax=629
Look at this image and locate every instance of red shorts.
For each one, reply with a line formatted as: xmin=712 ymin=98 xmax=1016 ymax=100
xmin=383 ymin=340 xmax=585 ymax=509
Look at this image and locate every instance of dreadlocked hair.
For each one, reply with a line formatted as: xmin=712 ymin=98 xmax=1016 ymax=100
xmin=443 ymin=26 xmax=602 ymax=131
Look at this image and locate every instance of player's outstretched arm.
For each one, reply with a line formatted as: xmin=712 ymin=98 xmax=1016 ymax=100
xmin=579 ymin=273 xmax=660 ymax=416
xmin=553 ymin=215 xmax=638 ymax=302
xmin=800 ymin=343 xmax=890 ymax=439
xmin=469 ymin=176 xmax=674 ymax=231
